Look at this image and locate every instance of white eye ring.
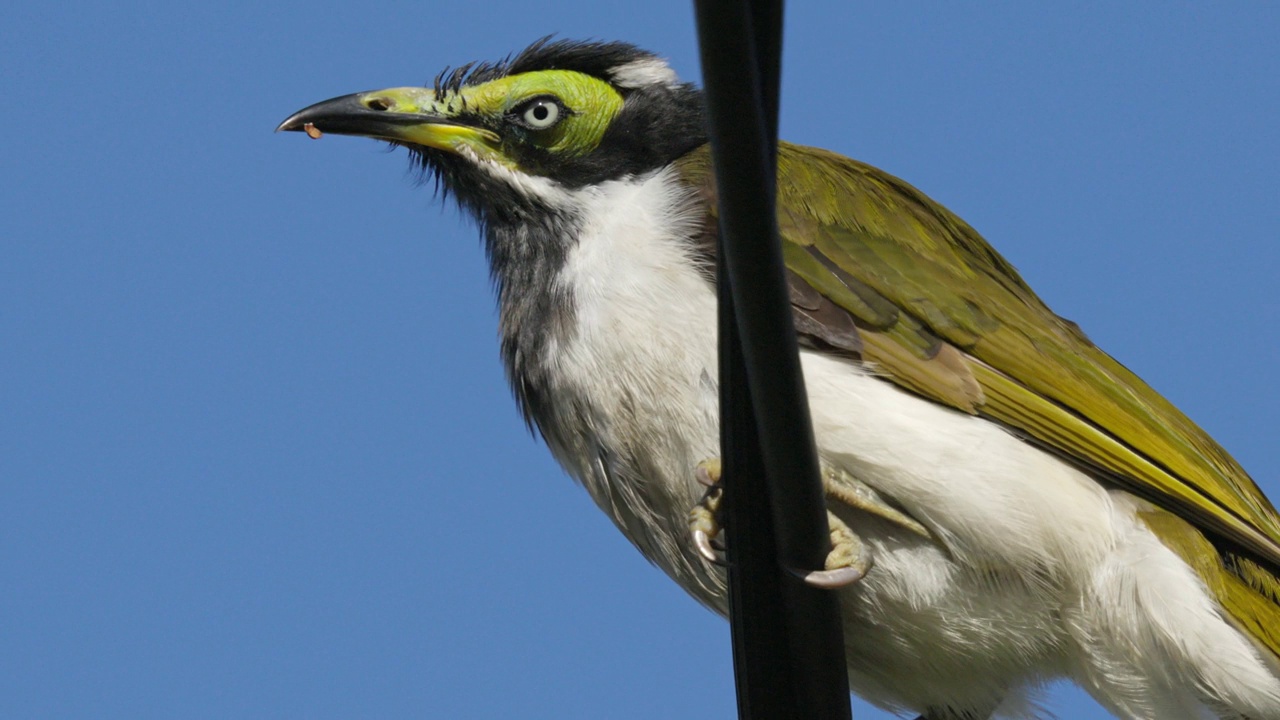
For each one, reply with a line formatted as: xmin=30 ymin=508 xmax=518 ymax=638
xmin=521 ymin=99 xmax=561 ymax=129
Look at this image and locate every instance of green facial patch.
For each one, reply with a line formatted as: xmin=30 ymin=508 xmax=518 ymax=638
xmin=349 ymin=70 xmax=626 ymax=174
xmin=454 ymin=70 xmax=624 ymax=158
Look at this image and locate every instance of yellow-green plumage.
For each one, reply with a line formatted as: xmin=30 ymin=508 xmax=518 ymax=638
xmin=679 ymin=142 xmax=1280 ymax=659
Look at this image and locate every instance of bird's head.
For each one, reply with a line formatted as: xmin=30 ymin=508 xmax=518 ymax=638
xmin=277 ymin=39 xmax=706 ymax=225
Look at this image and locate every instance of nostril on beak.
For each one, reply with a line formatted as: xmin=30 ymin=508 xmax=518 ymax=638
xmin=367 ymin=97 xmax=393 ymax=112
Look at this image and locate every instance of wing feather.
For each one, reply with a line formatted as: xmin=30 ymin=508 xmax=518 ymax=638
xmin=675 ymin=143 xmax=1280 ymax=654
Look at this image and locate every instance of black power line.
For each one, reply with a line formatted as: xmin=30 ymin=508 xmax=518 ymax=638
xmin=693 ymin=2 xmax=853 ymax=719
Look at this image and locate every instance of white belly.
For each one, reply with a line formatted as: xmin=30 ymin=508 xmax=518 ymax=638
xmin=530 ymin=167 xmax=1280 ymax=719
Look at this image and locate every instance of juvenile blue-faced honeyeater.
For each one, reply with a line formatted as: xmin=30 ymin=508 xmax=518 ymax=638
xmin=278 ymin=39 xmax=1280 ymax=720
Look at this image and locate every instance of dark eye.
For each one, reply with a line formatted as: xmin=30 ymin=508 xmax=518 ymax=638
xmin=515 ymin=98 xmax=563 ymax=129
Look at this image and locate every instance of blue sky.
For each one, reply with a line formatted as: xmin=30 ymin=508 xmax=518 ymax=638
xmin=2 ymin=3 xmax=1277 ymax=719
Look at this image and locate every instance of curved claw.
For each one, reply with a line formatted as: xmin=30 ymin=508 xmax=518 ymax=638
xmin=797 ymin=564 xmax=869 ymax=589
xmin=694 ymin=459 xmax=721 ymax=487
xmin=694 ymin=529 xmax=727 ymax=565
xmin=794 ymin=509 xmax=874 ymax=589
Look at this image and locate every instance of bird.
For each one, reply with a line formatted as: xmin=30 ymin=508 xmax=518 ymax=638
xmin=278 ymin=38 xmax=1280 ymax=720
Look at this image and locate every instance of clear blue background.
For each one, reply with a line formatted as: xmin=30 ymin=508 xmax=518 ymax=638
xmin=3 ymin=3 xmax=1277 ymax=718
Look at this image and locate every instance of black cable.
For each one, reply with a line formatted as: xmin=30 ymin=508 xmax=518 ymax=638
xmin=693 ymin=2 xmax=853 ymax=718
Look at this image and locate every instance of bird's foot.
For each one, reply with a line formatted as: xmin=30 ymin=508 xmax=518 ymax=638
xmin=800 ymin=509 xmax=873 ymax=587
xmin=689 ymin=459 xmax=726 ymax=565
xmin=821 ymin=464 xmax=933 ymax=540
xmin=685 ymin=457 xmax=877 ymax=587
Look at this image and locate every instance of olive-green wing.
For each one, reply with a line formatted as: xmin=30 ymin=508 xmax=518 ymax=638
xmin=675 ymin=143 xmax=1280 ymax=655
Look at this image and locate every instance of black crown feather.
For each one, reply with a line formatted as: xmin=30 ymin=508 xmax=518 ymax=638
xmin=429 ymin=37 xmax=658 ymax=101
